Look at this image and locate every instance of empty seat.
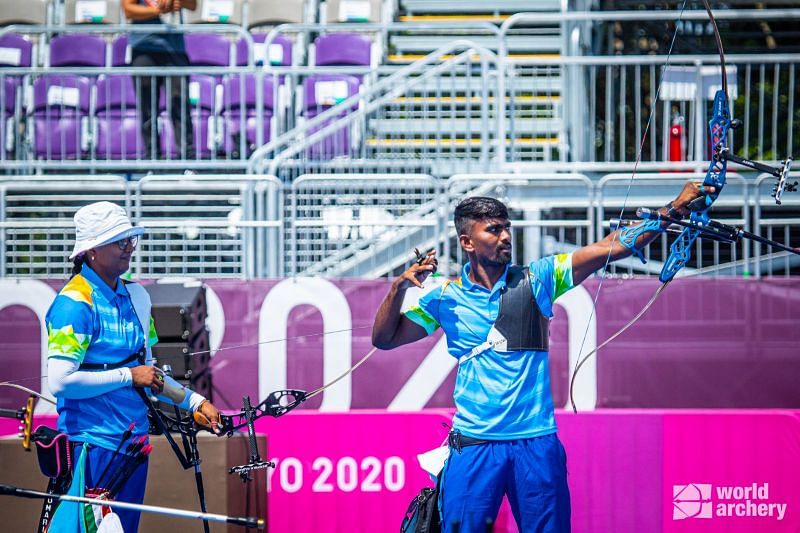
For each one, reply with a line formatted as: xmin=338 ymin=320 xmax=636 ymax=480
xmin=158 ymin=74 xmax=218 ymax=158
xmin=185 ymin=0 xmax=244 ymax=24
xmin=0 ymin=34 xmax=33 ymax=160
xmin=228 ymin=33 xmax=290 ymax=157
xmin=0 ymin=0 xmax=49 ymax=25
xmin=222 ymin=75 xmax=275 ymax=157
xmin=111 ymin=34 xmax=129 ymax=66
xmin=324 ymin=0 xmax=383 ymax=23
xmin=95 ymin=75 xmax=145 ymax=159
xmin=32 ymin=35 xmax=103 ymax=160
xmin=32 ymin=75 xmax=92 ymax=159
xmin=236 ymin=33 xmax=292 ymax=67
xmin=1 ymin=77 xmax=17 ymax=159
xmin=0 ymin=34 xmax=33 ymax=68
xmin=300 ymin=33 xmax=372 ymax=158
xmin=314 ymin=32 xmax=372 ymax=67
xmin=49 ymin=34 xmax=106 ymax=67
xmin=246 ymin=0 xmax=306 ymax=29
xmin=302 ymin=74 xmax=360 ymax=158
xmin=185 ymin=32 xmax=231 ymax=67
xmin=64 ymin=0 xmax=122 ymax=24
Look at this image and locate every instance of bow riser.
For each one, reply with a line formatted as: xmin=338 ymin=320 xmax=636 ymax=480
xmin=660 ymin=88 xmax=730 ymax=282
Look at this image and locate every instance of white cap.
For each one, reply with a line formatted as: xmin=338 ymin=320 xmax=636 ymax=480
xmin=69 ymin=201 xmax=145 ymax=260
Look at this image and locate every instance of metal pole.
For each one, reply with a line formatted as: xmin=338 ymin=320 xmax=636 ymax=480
xmin=0 ymin=484 xmax=264 ymax=529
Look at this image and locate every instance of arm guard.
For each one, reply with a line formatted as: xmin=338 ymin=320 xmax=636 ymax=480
xmin=618 ymin=219 xmax=665 ymax=264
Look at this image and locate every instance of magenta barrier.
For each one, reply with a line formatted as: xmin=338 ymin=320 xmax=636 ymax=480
xmin=3 ymin=278 xmax=800 ymax=413
xmin=1 ymin=409 xmax=798 ymax=532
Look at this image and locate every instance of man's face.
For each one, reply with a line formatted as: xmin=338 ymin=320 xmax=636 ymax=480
xmin=459 ymin=217 xmax=512 ymax=267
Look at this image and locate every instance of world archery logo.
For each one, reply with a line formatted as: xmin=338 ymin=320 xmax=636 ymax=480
xmin=673 ymin=483 xmax=713 ymax=519
xmin=672 ymin=482 xmax=788 ymax=521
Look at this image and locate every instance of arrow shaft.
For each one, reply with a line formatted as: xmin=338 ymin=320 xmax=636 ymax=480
xmin=0 ymin=484 xmax=263 ymax=529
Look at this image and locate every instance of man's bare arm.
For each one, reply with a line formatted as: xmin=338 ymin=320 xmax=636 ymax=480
xmin=122 ymin=0 xmax=161 ymax=20
xmin=572 ymin=181 xmax=713 ymax=284
xmin=372 ymin=251 xmax=437 ymax=350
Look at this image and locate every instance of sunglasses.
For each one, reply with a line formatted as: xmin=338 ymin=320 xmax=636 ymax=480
xmin=112 ymin=235 xmax=139 ymax=250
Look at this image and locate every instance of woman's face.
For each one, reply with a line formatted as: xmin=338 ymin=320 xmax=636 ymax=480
xmin=88 ymin=236 xmax=138 ymax=282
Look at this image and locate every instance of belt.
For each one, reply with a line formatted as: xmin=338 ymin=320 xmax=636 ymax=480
xmin=79 ymin=348 xmax=145 ymax=371
xmin=448 ymin=430 xmax=489 ymax=453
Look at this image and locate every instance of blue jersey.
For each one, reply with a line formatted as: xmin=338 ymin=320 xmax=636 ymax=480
xmin=46 ymin=265 xmax=159 ymax=451
xmin=404 ymin=254 xmax=574 ymax=439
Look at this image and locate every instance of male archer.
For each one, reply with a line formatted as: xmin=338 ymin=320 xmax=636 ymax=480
xmin=372 ymin=182 xmax=708 ymax=532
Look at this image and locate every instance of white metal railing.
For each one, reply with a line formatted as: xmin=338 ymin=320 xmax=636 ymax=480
xmin=0 ymin=174 xmax=282 ymax=279
xmin=2 ymin=13 xmax=800 ymax=173
xmin=247 ymin=38 xmax=500 ymax=180
xmin=3 ymin=173 xmax=797 ymax=279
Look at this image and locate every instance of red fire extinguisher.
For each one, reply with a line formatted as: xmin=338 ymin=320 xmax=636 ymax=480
xmin=669 ymin=117 xmax=685 ymax=162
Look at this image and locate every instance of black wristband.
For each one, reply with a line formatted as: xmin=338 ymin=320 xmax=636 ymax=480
xmin=663 ymin=201 xmax=681 ymax=219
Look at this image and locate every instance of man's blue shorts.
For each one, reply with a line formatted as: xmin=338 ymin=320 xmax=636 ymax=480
xmin=440 ymin=432 xmax=570 ymax=533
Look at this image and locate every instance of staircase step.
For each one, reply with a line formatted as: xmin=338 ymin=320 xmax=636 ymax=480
xmin=370 ymin=118 xmax=561 ymax=134
xmin=390 ymin=34 xmax=561 ymax=54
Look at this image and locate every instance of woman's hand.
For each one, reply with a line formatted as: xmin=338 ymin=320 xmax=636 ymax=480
xmin=130 ymin=365 xmax=165 ymax=394
xmin=194 ymin=400 xmax=222 ymax=434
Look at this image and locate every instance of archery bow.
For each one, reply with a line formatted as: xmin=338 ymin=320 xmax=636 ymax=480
xmin=216 ymin=347 xmax=380 ymax=433
xmin=141 ymin=345 xmax=379 ymax=481
xmin=568 ymin=1 xmax=798 ymax=412
xmin=660 ymin=0 xmax=730 ymax=283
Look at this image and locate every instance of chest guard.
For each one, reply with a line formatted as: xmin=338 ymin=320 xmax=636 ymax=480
xmin=485 ymin=265 xmax=549 ymax=353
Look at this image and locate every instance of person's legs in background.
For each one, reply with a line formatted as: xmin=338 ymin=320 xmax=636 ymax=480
xmin=131 ymin=51 xmax=161 ymax=159
xmin=167 ymin=53 xmax=195 ymax=159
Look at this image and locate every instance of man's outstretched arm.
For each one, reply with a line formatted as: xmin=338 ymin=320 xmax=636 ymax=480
xmin=372 ymin=251 xmax=437 ymax=350
xmin=571 ymin=181 xmax=712 ymax=285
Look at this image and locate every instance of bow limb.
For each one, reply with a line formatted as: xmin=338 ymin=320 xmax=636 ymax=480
xmin=661 ymin=0 xmax=730 ymax=282
xmin=217 ymin=346 xmax=380 ymax=433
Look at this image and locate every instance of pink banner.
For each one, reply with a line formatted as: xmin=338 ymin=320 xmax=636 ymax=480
xmin=3 ymin=278 xmax=800 ymax=414
xmin=256 ymin=410 xmax=452 ymax=532
xmin=1 ymin=410 xmax=799 ymax=532
xmin=660 ymin=411 xmax=800 ymax=532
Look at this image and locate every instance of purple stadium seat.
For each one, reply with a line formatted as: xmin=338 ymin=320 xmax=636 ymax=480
xmin=0 ymin=33 xmax=33 ymax=160
xmin=222 ymin=75 xmax=275 ymax=156
xmin=2 ymin=77 xmax=15 ymax=113
xmin=300 ymin=34 xmax=371 ymax=158
xmin=0 ymin=33 xmax=33 ymax=67
xmin=302 ymin=74 xmax=360 ymax=158
xmin=158 ymin=74 xmax=217 ymax=158
xmin=49 ymin=34 xmax=106 ymax=67
xmin=33 ymin=75 xmax=92 ymax=159
xmin=111 ymin=34 xmax=129 ymax=66
xmin=314 ymin=33 xmax=371 ymax=67
xmin=1 ymin=77 xmax=17 ymax=159
xmin=32 ymin=35 xmax=104 ymax=160
xmin=95 ymin=75 xmax=145 ymax=159
xmin=185 ymin=33 xmax=231 ymax=66
xmin=236 ymin=33 xmax=292 ymax=66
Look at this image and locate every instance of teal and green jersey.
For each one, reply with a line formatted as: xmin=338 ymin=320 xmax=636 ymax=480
xmin=46 ymin=265 xmax=158 ymax=451
xmin=404 ymin=254 xmax=575 ymax=439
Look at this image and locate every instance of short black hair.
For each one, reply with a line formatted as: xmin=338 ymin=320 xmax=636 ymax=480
xmin=454 ymin=196 xmax=509 ymax=235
